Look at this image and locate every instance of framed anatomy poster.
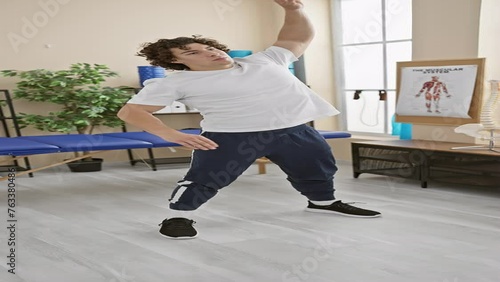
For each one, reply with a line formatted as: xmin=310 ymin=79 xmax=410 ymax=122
xmin=395 ymin=58 xmax=485 ymax=125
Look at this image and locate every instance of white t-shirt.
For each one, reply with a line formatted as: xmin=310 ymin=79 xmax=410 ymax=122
xmin=127 ymin=46 xmax=340 ymax=132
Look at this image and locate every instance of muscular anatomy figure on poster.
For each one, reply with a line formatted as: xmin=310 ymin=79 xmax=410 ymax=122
xmin=396 ymin=65 xmax=477 ymax=118
xmin=415 ymin=76 xmax=450 ymax=114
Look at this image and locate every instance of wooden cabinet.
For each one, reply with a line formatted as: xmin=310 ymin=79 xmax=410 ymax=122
xmin=352 ymin=140 xmax=500 ymax=188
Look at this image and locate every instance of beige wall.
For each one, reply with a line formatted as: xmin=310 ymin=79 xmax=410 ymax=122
xmin=0 ymin=0 xmax=337 ymax=166
xmin=411 ymin=0 xmax=481 ymax=143
xmin=302 ymin=0 xmax=338 ymax=130
xmin=0 ymin=0 xmax=336 ymax=114
xmin=3 ymin=0 xmax=497 ymax=167
xmin=479 ymin=0 xmax=500 ymax=79
xmin=268 ymin=0 xmax=338 ymax=130
xmin=412 ymin=0 xmax=500 ymax=143
xmin=478 ymin=0 xmax=500 ymax=125
xmin=412 ymin=0 xmax=481 ymax=61
xmin=0 ymin=0 xmax=277 ymax=87
xmin=334 ymin=0 xmax=499 ymax=161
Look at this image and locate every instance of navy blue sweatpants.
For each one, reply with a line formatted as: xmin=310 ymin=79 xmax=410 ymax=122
xmin=169 ymin=124 xmax=338 ymax=211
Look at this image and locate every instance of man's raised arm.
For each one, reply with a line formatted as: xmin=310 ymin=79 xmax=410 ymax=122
xmin=273 ymin=0 xmax=314 ymax=58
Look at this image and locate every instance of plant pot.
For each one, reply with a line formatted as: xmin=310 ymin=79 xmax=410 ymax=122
xmin=66 ymin=158 xmax=103 ymax=172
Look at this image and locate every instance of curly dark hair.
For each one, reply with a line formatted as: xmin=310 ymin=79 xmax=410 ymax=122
xmin=136 ymin=35 xmax=230 ymax=70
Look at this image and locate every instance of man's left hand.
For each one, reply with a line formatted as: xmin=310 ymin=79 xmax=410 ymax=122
xmin=274 ymin=0 xmax=304 ymax=10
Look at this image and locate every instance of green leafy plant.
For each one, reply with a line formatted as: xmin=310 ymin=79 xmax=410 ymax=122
xmin=1 ymin=63 xmax=134 ymax=160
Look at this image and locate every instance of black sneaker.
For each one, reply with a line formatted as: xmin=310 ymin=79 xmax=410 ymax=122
xmin=158 ymin=218 xmax=198 ymax=239
xmin=306 ymin=200 xmax=381 ymax=218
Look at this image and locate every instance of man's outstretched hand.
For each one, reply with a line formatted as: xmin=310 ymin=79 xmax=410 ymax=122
xmin=162 ymin=130 xmax=219 ymax=151
xmin=274 ymin=0 xmax=304 ymax=10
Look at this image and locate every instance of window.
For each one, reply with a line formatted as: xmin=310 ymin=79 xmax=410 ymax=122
xmin=334 ymin=0 xmax=412 ymax=134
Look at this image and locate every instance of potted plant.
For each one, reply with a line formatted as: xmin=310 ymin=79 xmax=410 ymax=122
xmin=1 ymin=63 xmax=134 ymax=172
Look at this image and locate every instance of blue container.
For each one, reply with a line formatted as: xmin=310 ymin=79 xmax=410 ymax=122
xmin=391 ymin=114 xmax=401 ymax=136
xmin=228 ymin=50 xmax=253 ymax=58
xmin=138 ymin=66 xmax=165 ymax=86
xmin=400 ymin=123 xmax=413 ymax=140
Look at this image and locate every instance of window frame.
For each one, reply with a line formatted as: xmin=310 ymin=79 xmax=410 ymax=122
xmin=331 ymin=0 xmax=412 ymax=135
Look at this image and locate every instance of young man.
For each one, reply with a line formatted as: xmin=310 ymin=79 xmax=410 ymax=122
xmin=118 ymin=0 xmax=381 ymax=239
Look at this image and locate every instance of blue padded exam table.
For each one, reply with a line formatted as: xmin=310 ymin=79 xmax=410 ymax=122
xmin=0 ymin=129 xmax=351 ymax=180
